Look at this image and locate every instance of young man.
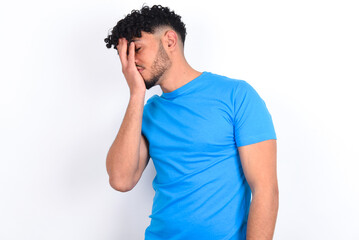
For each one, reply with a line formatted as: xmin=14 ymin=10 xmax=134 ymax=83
xmin=105 ymin=5 xmax=278 ymax=240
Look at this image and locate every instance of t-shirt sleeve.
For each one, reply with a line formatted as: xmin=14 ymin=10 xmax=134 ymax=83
xmin=233 ymin=81 xmax=277 ymax=147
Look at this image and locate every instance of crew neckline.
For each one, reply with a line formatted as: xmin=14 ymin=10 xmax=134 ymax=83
xmin=160 ymin=71 xmax=208 ymax=99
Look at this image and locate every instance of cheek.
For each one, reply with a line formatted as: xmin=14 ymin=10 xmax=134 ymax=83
xmin=138 ymin=55 xmax=153 ymax=68
xmin=136 ymin=53 xmax=145 ymax=63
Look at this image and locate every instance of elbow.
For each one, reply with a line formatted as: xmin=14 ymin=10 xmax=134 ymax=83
xmin=252 ymin=185 xmax=279 ymax=202
xmin=106 ymin=158 xmax=136 ymax=192
xmin=109 ymin=176 xmax=135 ymax=192
xmin=254 ymin=187 xmax=279 ymax=211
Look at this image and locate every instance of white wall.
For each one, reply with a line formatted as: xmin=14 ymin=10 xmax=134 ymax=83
xmin=1 ymin=0 xmax=358 ymax=239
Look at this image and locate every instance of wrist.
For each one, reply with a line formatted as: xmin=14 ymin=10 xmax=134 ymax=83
xmin=130 ymin=91 xmax=146 ymax=99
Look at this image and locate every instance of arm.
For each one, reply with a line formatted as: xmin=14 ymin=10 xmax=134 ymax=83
xmin=106 ymin=95 xmax=150 ymax=192
xmin=237 ymin=139 xmax=279 ymax=240
xmin=106 ymin=38 xmax=150 ymax=192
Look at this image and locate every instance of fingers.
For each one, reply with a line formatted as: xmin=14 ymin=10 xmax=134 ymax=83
xmin=127 ymin=41 xmax=135 ymax=66
xmin=117 ymin=38 xmax=128 ymax=67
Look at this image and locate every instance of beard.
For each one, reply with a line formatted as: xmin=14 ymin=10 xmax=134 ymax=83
xmin=143 ymin=41 xmax=171 ymax=90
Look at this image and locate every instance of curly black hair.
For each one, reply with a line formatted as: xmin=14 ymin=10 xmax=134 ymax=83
xmin=104 ymin=4 xmax=186 ymax=50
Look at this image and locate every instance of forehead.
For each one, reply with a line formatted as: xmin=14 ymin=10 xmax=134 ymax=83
xmin=132 ymin=31 xmax=156 ymax=43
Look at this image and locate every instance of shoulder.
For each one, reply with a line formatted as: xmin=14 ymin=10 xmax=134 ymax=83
xmin=204 ymin=71 xmax=253 ymax=94
xmin=145 ymin=94 xmax=159 ymax=105
xmin=143 ymin=94 xmax=160 ymax=114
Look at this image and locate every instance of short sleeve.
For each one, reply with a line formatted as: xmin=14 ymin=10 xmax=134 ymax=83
xmin=233 ymin=81 xmax=277 ymax=147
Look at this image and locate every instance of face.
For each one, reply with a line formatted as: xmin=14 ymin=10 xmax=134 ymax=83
xmin=132 ymin=32 xmax=172 ymax=89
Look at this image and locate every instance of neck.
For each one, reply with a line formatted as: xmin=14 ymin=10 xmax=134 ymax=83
xmin=158 ymin=57 xmax=202 ymax=93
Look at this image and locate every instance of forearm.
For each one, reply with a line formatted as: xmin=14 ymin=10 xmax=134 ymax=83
xmin=246 ymin=190 xmax=279 ymax=240
xmin=106 ymin=93 xmax=145 ymax=189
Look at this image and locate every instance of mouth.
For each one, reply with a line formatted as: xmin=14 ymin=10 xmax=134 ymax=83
xmin=136 ymin=67 xmax=144 ymax=73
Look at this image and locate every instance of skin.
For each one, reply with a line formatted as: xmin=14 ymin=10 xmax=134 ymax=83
xmin=115 ymin=26 xmax=279 ymax=239
xmin=238 ymin=139 xmax=278 ymax=239
xmin=116 ymin=26 xmax=202 ymax=95
xmin=133 ymin=39 xmax=171 ymax=90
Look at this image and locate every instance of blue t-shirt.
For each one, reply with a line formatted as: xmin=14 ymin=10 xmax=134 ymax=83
xmin=141 ymin=71 xmax=277 ymax=240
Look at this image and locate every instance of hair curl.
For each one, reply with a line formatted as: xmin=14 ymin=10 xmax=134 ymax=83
xmin=104 ymin=4 xmax=187 ymax=50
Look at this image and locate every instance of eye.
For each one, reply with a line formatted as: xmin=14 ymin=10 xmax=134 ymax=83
xmin=135 ymin=47 xmax=141 ymax=53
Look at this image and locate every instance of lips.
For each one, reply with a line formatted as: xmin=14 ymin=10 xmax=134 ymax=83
xmin=137 ymin=67 xmax=144 ymax=73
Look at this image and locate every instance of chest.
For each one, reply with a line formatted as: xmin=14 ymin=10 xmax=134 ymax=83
xmin=144 ymin=97 xmax=236 ymax=156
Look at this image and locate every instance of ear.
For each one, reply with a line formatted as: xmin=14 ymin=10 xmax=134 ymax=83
xmin=163 ymin=30 xmax=178 ymax=51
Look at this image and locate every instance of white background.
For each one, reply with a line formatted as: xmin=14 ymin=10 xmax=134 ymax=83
xmin=1 ymin=0 xmax=358 ymax=239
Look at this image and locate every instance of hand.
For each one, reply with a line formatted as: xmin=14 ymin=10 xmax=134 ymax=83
xmin=117 ymin=38 xmax=146 ymax=96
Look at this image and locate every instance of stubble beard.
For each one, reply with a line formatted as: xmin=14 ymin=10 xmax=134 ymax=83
xmin=144 ymin=42 xmax=171 ymax=90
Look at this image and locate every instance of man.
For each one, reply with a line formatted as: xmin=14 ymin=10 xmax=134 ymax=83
xmin=105 ymin=4 xmax=278 ymax=240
